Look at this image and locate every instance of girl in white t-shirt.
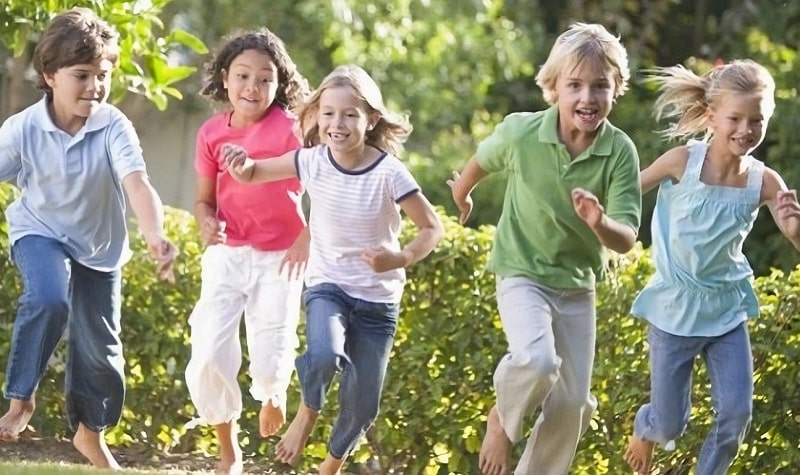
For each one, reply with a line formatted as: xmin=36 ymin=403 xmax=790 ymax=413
xmin=224 ymin=64 xmax=443 ymax=475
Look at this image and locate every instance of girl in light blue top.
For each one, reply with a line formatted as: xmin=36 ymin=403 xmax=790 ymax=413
xmin=625 ymin=60 xmax=800 ymax=475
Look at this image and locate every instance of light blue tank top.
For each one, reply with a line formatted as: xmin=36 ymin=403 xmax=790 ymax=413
xmin=631 ymin=140 xmax=762 ymax=337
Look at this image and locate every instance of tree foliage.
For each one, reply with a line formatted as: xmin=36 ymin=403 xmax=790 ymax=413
xmin=0 ymin=0 xmax=207 ymax=111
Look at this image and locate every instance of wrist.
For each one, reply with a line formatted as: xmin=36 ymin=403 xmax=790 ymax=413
xmin=400 ymin=249 xmax=414 ymax=267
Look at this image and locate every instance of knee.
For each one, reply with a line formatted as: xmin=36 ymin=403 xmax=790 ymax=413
xmin=720 ymin=404 xmax=752 ymax=440
xmin=24 ymin=290 xmax=69 ymax=318
xmin=509 ymin=348 xmax=560 ymax=384
xmin=300 ymin=348 xmax=342 ymax=377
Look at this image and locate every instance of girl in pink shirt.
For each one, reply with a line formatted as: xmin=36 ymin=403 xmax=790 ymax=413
xmin=184 ymin=28 xmax=310 ymax=474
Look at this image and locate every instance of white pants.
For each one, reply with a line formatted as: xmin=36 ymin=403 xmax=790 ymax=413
xmin=493 ymin=276 xmax=597 ymax=475
xmin=185 ymin=245 xmax=303 ymax=425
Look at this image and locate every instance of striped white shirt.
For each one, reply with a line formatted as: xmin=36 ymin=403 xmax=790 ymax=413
xmin=295 ymin=144 xmax=420 ymax=303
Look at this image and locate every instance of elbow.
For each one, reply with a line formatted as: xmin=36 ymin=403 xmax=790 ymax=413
xmin=609 ymin=229 xmax=637 ymax=254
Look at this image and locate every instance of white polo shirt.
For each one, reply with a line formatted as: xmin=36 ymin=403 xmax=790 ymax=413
xmin=0 ymin=96 xmax=147 ymax=271
xmin=295 ymin=144 xmax=420 ymax=303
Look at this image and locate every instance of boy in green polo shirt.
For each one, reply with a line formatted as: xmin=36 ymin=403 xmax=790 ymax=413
xmin=448 ymin=23 xmax=641 ymax=475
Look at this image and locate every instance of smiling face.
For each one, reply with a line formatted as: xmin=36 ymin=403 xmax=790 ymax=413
xmin=222 ymin=49 xmax=279 ymax=126
xmin=708 ymin=91 xmax=771 ymax=157
xmin=554 ymin=59 xmax=616 ymax=139
xmin=317 ymin=85 xmax=378 ymax=160
xmin=44 ymin=58 xmax=113 ymax=134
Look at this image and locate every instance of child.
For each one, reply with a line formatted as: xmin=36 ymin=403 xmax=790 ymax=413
xmin=448 ymin=23 xmax=641 ymax=475
xmin=224 ymin=64 xmax=444 ymax=475
xmin=0 ymin=7 xmax=177 ymax=468
xmin=183 ymin=28 xmax=310 ymax=474
xmin=624 ymin=60 xmax=800 ymax=475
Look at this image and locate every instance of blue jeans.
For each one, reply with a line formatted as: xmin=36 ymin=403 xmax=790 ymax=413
xmin=4 ymin=235 xmax=124 ymax=432
xmin=633 ymin=323 xmax=753 ymax=475
xmin=296 ymin=283 xmax=398 ymax=460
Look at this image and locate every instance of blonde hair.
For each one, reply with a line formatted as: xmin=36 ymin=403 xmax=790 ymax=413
xmin=535 ymin=23 xmax=630 ymax=105
xmin=648 ymin=59 xmax=776 ymax=140
xmin=297 ymin=65 xmax=412 ymax=156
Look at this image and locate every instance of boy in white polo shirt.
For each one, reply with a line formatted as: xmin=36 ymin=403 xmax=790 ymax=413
xmin=0 ymin=7 xmax=176 ymax=469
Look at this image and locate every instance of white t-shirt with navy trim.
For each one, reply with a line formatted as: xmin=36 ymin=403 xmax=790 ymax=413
xmin=294 ymin=144 xmax=420 ymax=303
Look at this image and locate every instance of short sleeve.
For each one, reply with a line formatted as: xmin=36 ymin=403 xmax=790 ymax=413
xmin=194 ymin=125 xmax=218 ymax=178
xmin=475 ymin=114 xmax=519 ymax=173
xmin=106 ymin=112 xmax=146 ymax=180
xmin=0 ymin=115 xmax=22 ymax=183
xmin=390 ymin=158 xmax=421 ymax=203
xmin=604 ymin=134 xmax=642 ymax=233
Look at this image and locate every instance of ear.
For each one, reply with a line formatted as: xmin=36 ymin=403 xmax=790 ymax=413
xmin=43 ymin=71 xmax=57 ymax=89
xmin=221 ymin=69 xmax=229 ymax=89
xmin=368 ymin=112 xmax=381 ymax=130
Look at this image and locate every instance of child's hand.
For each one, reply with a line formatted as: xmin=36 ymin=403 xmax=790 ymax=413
xmin=447 ymin=171 xmax=474 ymax=225
xmin=222 ymin=143 xmax=255 ymax=181
xmin=362 ymin=245 xmax=406 ymax=273
xmin=572 ymin=188 xmax=605 ymax=229
xmin=279 ymin=229 xmax=309 ymax=280
xmin=776 ymin=190 xmax=800 ymax=221
xmin=200 ymin=217 xmax=227 ymax=246
xmin=145 ymin=234 xmax=178 ymax=283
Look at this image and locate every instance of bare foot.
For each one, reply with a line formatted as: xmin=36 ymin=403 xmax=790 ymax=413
xmin=72 ymin=423 xmax=121 ymax=469
xmin=259 ymin=398 xmax=285 ymax=437
xmin=275 ymin=403 xmax=319 ymax=466
xmin=318 ymin=453 xmax=345 ymax=475
xmin=215 ymin=421 xmax=243 ymax=475
xmin=479 ymin=406 xmax=511 ymax=475
xmin=0 ymin=398 xmax=36 ymax=442
xmin=625 ymin=435 xmax=655 ymax=474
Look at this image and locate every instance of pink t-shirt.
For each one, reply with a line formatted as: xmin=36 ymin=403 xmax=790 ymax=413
xmin=195 ymin=105 xmax=304 ymax=251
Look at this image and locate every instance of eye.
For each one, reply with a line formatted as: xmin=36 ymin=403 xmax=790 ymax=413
xmin=97 ymin=73 xmax=107 ymax=81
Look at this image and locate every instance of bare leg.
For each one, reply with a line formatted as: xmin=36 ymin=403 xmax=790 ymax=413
xmin=259 ymin=398 xmax=286 ymax=437
xmin=215 ymin=421 xmax=243 ymax=475
xmin=624 ymin=435 xmax=655 ymax=474
xmin=0 ymin=397 xmax=36 ymax=442
xmin=318 ymin=454 xmax=344 ymax=475
xmin=479 ymin=405 xmax=512 ymax=475
xmin=276 ymin=402 xmax=319 ymax=466
xmin=72 ymin=422 xmax=120 ymax=469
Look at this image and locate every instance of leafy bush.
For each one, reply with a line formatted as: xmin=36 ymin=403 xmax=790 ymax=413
xmin=0 ymin=182 xmax=798 ymax=473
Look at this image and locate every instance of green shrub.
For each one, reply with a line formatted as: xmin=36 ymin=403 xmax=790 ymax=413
xmin=0 ymin=182 xmax=798 ymax=473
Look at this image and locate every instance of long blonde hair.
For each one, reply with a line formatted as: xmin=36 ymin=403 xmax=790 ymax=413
xmin=297 ymin=65 xmax=412 ymax=156
xmin=535 ymin=23 xmax=630 ymax=105
xmin=648 ymin=59 xmax=776 ymax=140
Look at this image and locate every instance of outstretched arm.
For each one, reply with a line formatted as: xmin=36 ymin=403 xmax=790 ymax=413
xmin=447 ymin=155 xmax=489 ymax=225
xmin=123 ymin=171 xmax=178 ymax=282
xmin=222 ymin=143 xmax=298 ymax=183
xmin=762 ymin=168 xmax=800 ymax=251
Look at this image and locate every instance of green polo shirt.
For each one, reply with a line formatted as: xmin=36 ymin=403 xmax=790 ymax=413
xmin=476 ymin=106 xmax=641 ymax=289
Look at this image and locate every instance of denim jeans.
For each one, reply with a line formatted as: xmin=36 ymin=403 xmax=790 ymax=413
xmin=296 ymin=283 xmax=398 ymax=460
xmin=4 ymin=235 xmax=124 ymax=432
xmin=633 ymin=323 xmax=753 ymax=475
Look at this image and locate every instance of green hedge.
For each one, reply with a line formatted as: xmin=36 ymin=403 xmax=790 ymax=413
xmin=0 ymin=182 xmax=798 ymax=473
